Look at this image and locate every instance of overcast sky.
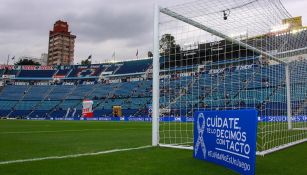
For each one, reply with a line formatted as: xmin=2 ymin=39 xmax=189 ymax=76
xmin=0 ymin=0 xmax=306 ymax=64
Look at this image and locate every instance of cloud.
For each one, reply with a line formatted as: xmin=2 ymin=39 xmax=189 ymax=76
xmin=0 ymin=0 xmax=306 ymax=64
xmin=0 ymin=0 xmax=155 ymax=63
xmin=66 ymin=5 xmax=152 ymax=43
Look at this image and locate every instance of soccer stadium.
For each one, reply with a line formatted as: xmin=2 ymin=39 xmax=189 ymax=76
xmin=0 ymin=0 xmax=306 ymax=174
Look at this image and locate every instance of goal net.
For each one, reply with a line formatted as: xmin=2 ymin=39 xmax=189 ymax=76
xmin=152 ymin=0 xmax=307 ymax=155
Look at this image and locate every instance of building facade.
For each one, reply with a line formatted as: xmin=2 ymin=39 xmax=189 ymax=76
xmin=39 ymin=53 xmax=48 ymax=65
xmin=47 ymin=20 xmax=76 ymax=65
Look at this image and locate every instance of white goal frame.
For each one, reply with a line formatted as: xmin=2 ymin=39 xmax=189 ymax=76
xmin=152 ymin=2 xmax=307 ymax=155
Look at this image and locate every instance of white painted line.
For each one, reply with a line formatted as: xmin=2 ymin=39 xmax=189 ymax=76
xmin=0 ymin=128 xmax=147 ymax=134
xmin=0 ymin=145 xmax=152 ymax=165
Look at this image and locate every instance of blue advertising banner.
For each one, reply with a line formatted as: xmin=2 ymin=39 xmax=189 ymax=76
xmin=25 ymin=115 xmax=307 ymax=122
xmin=194 ymin=110 xmax=258 ymax=175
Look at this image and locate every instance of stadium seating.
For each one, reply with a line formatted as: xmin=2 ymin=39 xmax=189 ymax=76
xmin=18 ymin=70 xmax=56 ymax=78
xmin=0 ymin=85 xmax=29 ymax=100
xmin=54 ymin=69 xmax=70 ymax=78
xmin=0 ymin=58 xmax=306 ymax=118
xmin=115 ymin=59 xmax=151 ymax=74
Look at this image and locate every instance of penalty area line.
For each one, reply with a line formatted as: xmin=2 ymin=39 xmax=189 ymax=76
xmin=0 ymin=145 xmax=152 ymax=165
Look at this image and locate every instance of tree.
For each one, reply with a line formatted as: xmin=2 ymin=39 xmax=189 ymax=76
xmin=81 ymin=59 xmax=91 ymax=65
xmin=159 ymin=34 xmax=181 ymax=56
xmin=148 ymin=51 xmax=153 ymax=58
xmin=15 ymin=59 xmax=40 ymax=65
xmin=160 ymin=34 xmax=175 ymax=55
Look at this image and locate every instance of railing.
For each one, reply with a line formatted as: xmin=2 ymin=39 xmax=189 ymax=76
xmin=70 ymin=83 xmax=101 ymax=110
xmin=47 ymin=85 xmax=78 ymax=117
xmin=93 ymin=83 xmax=124 ymax=112
xmin=6 ymin=85 xmax=32 ymax=118
xmin=26 ymin=85 xmax=57 ymax=118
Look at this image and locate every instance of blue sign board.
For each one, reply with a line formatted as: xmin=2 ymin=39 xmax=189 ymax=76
xmin=194 ymin=110 xmax=258 ymax=175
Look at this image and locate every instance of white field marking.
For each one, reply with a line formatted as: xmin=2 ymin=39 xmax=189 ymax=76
xmin=0 ymin=145 xmax=152 ymax=165
xmin=0 ymin=128 xmax=148 ymax=134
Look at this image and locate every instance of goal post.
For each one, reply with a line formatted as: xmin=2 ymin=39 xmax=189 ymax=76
xmin=152 ymin=0 xmax=307 ymax=155
xmin=152 ymin=4 xmax=160 ymax=146
xmin=285 ymin=64 xmax=292 ymax=130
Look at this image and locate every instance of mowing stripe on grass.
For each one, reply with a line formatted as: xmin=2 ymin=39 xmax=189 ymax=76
xmin=0 ymin=145 xmax=152 ymax=165
xmin=0 ymin=128 xmax=148 ymax=134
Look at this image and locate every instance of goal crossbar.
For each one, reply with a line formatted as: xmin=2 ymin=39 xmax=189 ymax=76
xmin=160 ymin=7 xmax=287 ymax=65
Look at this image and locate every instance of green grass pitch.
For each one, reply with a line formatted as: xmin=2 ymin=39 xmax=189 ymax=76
xmin=0 ymin=120 xmax=306 ymax=175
